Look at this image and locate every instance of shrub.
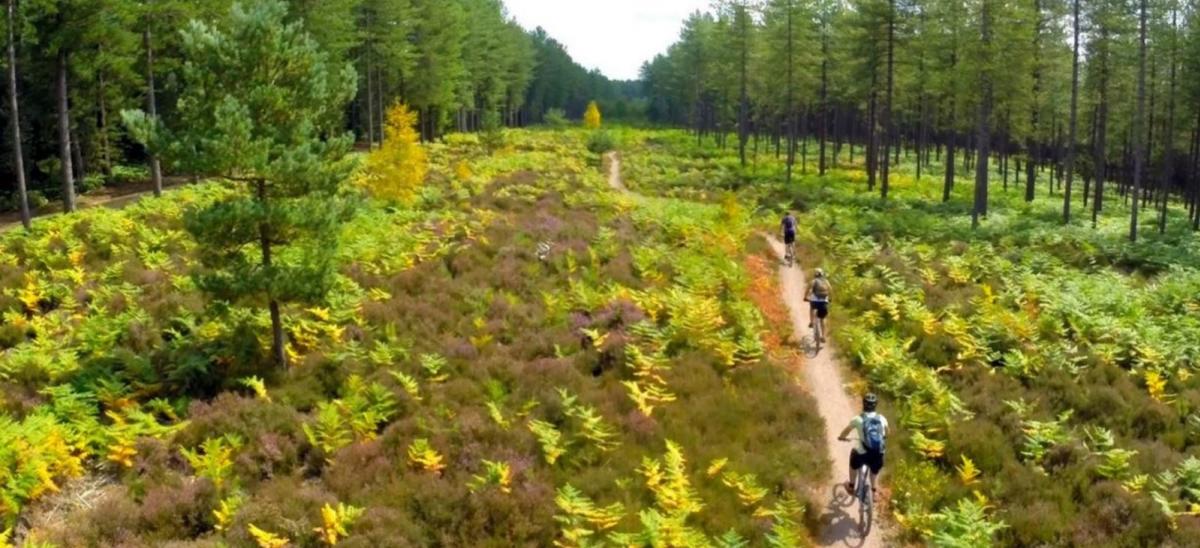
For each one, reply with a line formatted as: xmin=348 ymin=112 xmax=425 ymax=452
xmin=481 ymin=128 xmax=507 ymax=153
xmin=80 ymin=174 xmax=107 ymax=194
xmin=543 ymin=108 xmax=569 ymax=129
xmin=587 ymin=131 xmax=617 ymax=155
xmin=108 ymin=164 xmax=150 ymax=186
xmin=27 ymin=189 xmax=49 ymax=209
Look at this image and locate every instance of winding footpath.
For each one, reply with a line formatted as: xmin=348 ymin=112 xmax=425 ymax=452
xmin=604 ymin=151 xmax=887 ymax=548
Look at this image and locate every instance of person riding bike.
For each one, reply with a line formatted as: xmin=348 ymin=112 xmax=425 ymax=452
xmin=780 ymin=212 xmax=797 ymax=262
xmin=838 ymin=393 xmax=888 ymax=499
xmin=804 ymin=268 xmax=832 ymax=342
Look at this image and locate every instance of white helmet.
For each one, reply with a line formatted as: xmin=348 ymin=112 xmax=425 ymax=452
xmin=815 ymin=268 xmax=826 ymax=278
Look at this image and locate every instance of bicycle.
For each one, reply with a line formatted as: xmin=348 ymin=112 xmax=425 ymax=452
xmin=842 ymin=439 xmax=875 ymax=537
xmin=799 ymin=301 xmax=824 ymax=358
xmin=783 ymin=241 xmax=796 ymax=268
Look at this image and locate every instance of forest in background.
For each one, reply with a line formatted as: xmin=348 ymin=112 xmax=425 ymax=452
xmin=641 ymin=0 xmax=1200 ymax=240
xmin=0 ymin=0 xmax=643 ymax=224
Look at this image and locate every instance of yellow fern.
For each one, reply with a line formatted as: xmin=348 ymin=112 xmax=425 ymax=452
xmin=248 ymin=524 xmax=290 ymax=548
xmin=956 ymin=454 xmax=981 ymax=485
xmin=407 ymin=438 xmax=446 ymax=475
xmin=313 ymin=502 xmax=364 ymax=545
xmin=1145 ymin=370 xmax=1169 ymax=402
xmin=213 ymin=493 xmax=244 ymax=532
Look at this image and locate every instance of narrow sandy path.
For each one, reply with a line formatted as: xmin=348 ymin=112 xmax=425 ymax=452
xmin=605 ymin=151 xmax=627 ymax=192
xmin=604 ymin=151 xmax=885 ymax=546
xmin=765 ymin=237 xmax=885 ymax=548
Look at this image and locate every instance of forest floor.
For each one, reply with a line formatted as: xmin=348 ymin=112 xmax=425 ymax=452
xmin=606 ymin=149 xmax=888 ymax=547
xmin=0 ymin=176 xmax=189 ymax=232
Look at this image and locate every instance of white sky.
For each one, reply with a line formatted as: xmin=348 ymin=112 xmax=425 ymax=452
xmin=503 ymin=0 xmax=714 ymax=81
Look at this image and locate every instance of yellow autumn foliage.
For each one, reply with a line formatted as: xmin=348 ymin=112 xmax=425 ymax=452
xmin=357 ymin=103 xmax=427 ymax=203
xmin=583 ymin=101 xmax=601 ymax=129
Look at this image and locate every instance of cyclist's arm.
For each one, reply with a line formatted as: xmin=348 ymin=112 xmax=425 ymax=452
xmin=836 ymin=423 xmax=855 ymax=441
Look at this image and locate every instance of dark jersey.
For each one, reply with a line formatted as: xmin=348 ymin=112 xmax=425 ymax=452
xmin=781 ymin=215 xmax=797 ymax=235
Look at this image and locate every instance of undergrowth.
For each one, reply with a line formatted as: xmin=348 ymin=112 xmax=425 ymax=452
xmin=621 ymin=128 xmax=1200 ymax=546
xmin=2 ymin=129 xmax=826 ymax=546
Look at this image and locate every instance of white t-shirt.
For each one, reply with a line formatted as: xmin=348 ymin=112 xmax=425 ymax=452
xmin=847 ymin=412 xmax=888 ymax=454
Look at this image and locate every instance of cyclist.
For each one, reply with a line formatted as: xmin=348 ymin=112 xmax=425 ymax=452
xmin=780 ymin=212 xmax=797 ymax=263
xmin=805 ymin=268 xmax=832 ymax=342
xmin=838 ymin=393 xmax=888 ymax=500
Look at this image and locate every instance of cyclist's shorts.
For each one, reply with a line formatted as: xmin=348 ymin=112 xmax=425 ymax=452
xmin=810 ymin=300 xmax=829 ymax=319
xmin=850 ymin=449 xmax=884 ymax=474
xmin=783 ymin=231 xmax=796 ymax=244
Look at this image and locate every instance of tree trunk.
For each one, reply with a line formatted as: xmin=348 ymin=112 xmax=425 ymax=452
xmin=737 ymin=5 xmax=749 ymax=167
xmin=1093 ymin=44 xmax=1110 ymax=228
xmin=1130 ymin=0 xmax=1147 ymax=242
xmin=257 ymin=179 xmax=287 ymax=368
xmin=800 ymin=106 xmax=809 ymax=175
xmin=1158 ymin=6 xmax=1178 ymax=235
xmin=6 ymin=0 xmax=29 ymax=229
xmin=71 ymin=126 xmax=84 ymax=183
xmin=867 ymin=75 xmax=878 ymax=191
xmin=97 ymin=64 xmax=112 ymax=177
xmin=819 ymin=20 xmax=829 ymax=176
xmin=144 ymin=28 xmax=163 ymax=197
xmin=973 ymin=1 xmax=994 ymax=229
xmin=944 ymin=131 xmax=956 ymax=202
xmin=881 ymin=0 xmax=895 ymax=199
xmin=56 ymin=49 xmax=76 ymax=213
xmin=786 ymin=2 xmax=795 ymax=185
xmin=365 ymin=37 xmax=376 ymax=149
xmin=375 ymin=66 xmax=386 ymax=143
xmin=1064 ymin=0 xmax=1080 ymax=223
xmin=1026 ymin=0 xmax=1042 ymax=203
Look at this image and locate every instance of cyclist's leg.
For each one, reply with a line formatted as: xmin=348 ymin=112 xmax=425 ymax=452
xmin=867 ymin=452 xmax=884 ymax=499
xmin=846 ymin=449 xmax=861 ymax=494
xmin=818 ymin=303 xmax=830 ymax=342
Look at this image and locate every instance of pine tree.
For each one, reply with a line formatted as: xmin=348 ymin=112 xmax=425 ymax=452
xmin=122 ymin=0 xmax=358 ymax=367
xmin=973 ymin=0 xmax=995 ymax=229
xmin=1063 ymin=0 xmax=1081 ymax=223
xmin=1131 ymin=0 xmax=1148 ymax=242
xmin=408 ymin=0 xmax=465 ymax=140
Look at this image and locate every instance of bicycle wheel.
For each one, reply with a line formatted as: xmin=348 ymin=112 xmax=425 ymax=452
xmin=800 ymin=335 xmax=819 ymax=358
xmin=858 ymin=470 xmax=874 ymax=536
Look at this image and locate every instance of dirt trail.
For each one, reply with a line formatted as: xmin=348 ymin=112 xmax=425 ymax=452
xmin=765 ymin=237 xmax=886 ymax=547
xmin=605 ymin=152 xmax=627 ymax=192
xmin=603 ymin=153 xmax=886 ymax=546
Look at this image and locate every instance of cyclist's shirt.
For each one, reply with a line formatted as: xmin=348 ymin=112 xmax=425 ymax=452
xmin=781 ymin=215 xmax=797 ymax=237
xmin=846 ymin=412 xmax=888 ymax=455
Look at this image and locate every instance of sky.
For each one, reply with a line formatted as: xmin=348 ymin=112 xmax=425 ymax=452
xmin=503 ymin=0 xmax=713 ymax=81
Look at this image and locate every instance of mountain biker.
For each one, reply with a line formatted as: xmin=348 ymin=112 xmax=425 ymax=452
xmin=780 ymin=212 xmax=797 ymax=261
xmin=838 ymin=393 xmax=888 ymax=499
xmin=805 ymin=268 xmax=832 ymax=341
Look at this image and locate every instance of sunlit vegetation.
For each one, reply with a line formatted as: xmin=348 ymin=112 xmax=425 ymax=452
xmin=0 ymin=126 xmax=835 ymax=545
xmin=622 ymin=128 xmax=1200 ymax=545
